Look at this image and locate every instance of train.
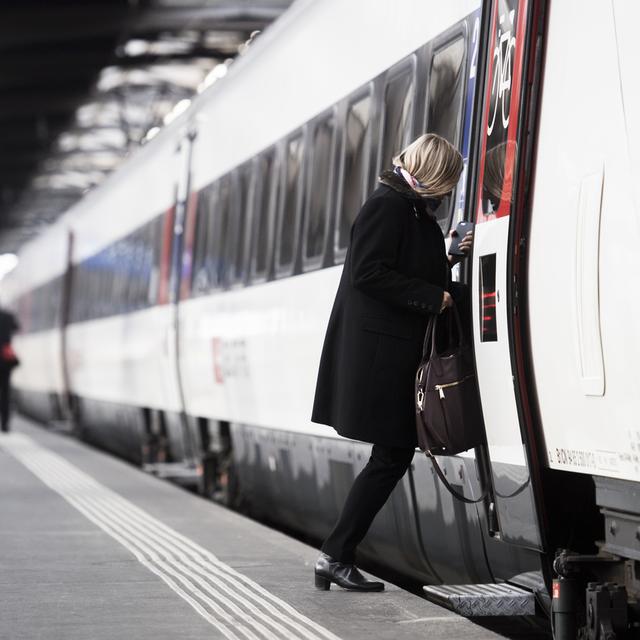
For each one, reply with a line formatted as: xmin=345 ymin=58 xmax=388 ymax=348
xmin=3 ymin=0 xmax=639 ymax=636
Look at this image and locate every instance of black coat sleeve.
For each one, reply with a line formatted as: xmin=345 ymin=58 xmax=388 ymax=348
xmin=349 ymin=196 xmax=444 ymax=315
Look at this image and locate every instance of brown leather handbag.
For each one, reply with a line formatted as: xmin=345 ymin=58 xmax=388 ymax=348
xmin=415 ymin=304 xmax=486 ymax=503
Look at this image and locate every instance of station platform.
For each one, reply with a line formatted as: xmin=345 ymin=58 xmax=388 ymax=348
xmin=0 ymin=417 xmax=508 ymax=640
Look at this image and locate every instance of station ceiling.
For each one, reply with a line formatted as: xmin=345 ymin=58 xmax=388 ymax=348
xmin=0 ymin=0 xmax=291 ymax=253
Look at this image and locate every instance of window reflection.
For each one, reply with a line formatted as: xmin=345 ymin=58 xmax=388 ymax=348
xmin=338 ymin=94 xmax=372 ymax=251
xmin=380 ymin=67 xmax=415 ymax=173
xmin=428 ymin=38 xmax=465 ymax=146
xmin=252 ymin=150 xmax=275 ymax=280
xmin=229 ymin=163 xmax=252 ymax=285
xmin=479 ymin=0 xmax=520 ymax=220
xmin=278 ymin=135 xmax=303 ymax=271
xmin=428 ymin=38 xmax=466 ymax=233
xmin=305 ymin=116 xmax=334 ymax=262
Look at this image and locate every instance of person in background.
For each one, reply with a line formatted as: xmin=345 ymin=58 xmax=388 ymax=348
xmin=311 ymin=133 xmax=472 ymax=592
xmin=0 ymin=307 xmax=19 ymax=432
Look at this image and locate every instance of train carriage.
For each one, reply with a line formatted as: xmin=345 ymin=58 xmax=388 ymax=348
xmin=3 ymin=0 xmax=640 ymax=635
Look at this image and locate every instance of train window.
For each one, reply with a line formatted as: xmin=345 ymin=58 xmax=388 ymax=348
xmin=303 ymin=113 xmax=335 ymax=267
xmin=426 ymin=37 xmax=466 ymax=232
xmin=336 ymin=90 xmax=373 ymax=255
xmin=205 ymin=187 xmax=219 ymax=290
xmin=127 ymin=236 xmax=136 ymax=310
xmin=140 ymin=224 xmax=153 ymax=306
xmin=112 ymin=240 xmax=126 ymax=311
xmin=276 ymin=133 xmax=304 ymax=276
xmin=251 ymin=149 xmax=276 ymax=283
xmin=80 ymin=267 xmax=89 ymax=322
xmin=427 ymin=38 xmax=465 ymax=145
xmin=148 ymin=217 xmax=160 ymax=304
xmin=228 ymin=163 xmax=252 ymax=286
xmin=379 ymin=61 xmax=416 ymax=175
xmin=212 ymin=174 xmax=232 ymax=288
xmin=134 ymin=229 xmax=148 ymax=308
xmin=477 ymin=1 xmax=521 ymax=222
xmin=134 ymin=234 xmax=145 ymax=309
xmin=191 ymin=184 xmax=214 ymax=295
xmin=479 ymin=253 xmax=497 ymax=341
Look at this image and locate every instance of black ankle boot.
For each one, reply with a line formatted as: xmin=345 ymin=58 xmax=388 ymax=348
xmin=314 ymin=553 xmax=384 ymax=592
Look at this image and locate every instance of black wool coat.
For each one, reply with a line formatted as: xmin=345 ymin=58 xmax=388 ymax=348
xmin=311 ymin=171 xmax=451 ymax=449
xmin=0 ymin=309 xmax=18 ymax=344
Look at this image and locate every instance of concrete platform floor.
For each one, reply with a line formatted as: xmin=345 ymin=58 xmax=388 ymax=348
xmin=0 ymin=417 xmax=509 ymax=640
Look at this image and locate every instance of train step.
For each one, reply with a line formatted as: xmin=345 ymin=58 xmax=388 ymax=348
xmin=142 ymin=460 xmax=200 ymax=485
xmin=422 ymin=582 xmax=535 ymax=617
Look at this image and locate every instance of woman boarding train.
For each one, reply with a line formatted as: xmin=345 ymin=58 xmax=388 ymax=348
xmin=311 ymin=133 xmax=473 ymax=591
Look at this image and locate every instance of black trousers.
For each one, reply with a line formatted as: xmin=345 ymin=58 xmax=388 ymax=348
xmin=321 ymin=443 xmax=415 ymax=564
xmin=0 ymin=369 xmax=10 ymax=432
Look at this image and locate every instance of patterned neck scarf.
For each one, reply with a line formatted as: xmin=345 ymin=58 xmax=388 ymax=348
xmin=394 ymin=165 xmax=426 ymax=190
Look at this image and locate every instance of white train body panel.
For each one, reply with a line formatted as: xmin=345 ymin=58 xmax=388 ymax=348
xmin=4 ymin=0 xmax=639 ymax=491
xmin=472 ymin=216 xmax=525 ymax=468
xmin=178 ymin=267 xmax=340 ymax=437
xmin=526 ymin=0 xmax=640 ymax=481
xmin=65 ymin=306 xmax=182 ymax=412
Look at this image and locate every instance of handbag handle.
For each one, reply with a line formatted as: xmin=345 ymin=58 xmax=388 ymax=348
xmin=426 ymin=451 xmax=488 ymax=504
xmin=421 ymin=303 xmax=466 ymax=360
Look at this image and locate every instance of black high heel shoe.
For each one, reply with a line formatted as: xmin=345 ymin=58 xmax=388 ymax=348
xmin=314 ymin=553 xmax=384 ymax=592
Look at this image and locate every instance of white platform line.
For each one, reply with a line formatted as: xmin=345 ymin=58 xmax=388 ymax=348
xmin=40 ymin=461 xmax=314 ymax=640
xmin=12 ymin=437 xmax=333 ymax=640
xmin=33 ymin=451 xmax=329 ymax=640
xmin=1 ymin=433 xmax=342 ymax=640
xmin=45 ymin=460 xmax=325 ymax=640
xmin=24 ymin=457 xmax=262 ymax=640
xmin=46 ymin=451 xmax=341 ymax=640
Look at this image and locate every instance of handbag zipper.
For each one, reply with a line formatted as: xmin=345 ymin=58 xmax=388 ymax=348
xmin=434 ymin=374 xmax=475 ymax=399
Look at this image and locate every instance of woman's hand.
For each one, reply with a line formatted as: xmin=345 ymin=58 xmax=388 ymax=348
xmin=439 ymin=291 xmax=453 ymax=314
xmin=447 ymin=230 xmax=474 ymax=266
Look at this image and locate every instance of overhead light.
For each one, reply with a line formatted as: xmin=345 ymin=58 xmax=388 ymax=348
xmin=143 ymin=126 xmax=161 ymax=143
xmin=198 ymin=61 xmax=229 ymax=93
xmin=122 ymin=39 xmax=149 ymax=57
xmin=163 ymin=98 xmax=191 ymax=125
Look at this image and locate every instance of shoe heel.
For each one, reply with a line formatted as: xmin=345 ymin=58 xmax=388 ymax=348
xmin=314 ymin=573 xmax=330 ymax=590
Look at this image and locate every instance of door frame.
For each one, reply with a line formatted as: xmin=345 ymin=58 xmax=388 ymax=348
xmin=465 ymin=0 xmax=550 ymax=552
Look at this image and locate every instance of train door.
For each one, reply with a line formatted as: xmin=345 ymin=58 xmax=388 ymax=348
xmin=165 ymin=128 xmax=198 ymax=464
xmin=469 ymin=0 xmax=546 ymax=550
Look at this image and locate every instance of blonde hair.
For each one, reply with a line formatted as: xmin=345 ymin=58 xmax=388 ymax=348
xmin=393 ymin=133 xmax=463 ymax=197
xmin=483 ymin=140 xmax=517 ymax=205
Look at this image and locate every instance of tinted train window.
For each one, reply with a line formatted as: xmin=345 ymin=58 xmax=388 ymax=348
xmin=192 ymin=184 xmax=214 ymax=295
xmin=477 ymin=1 xmax=521 ymax=221
xmin=251 ymin=150 xmax=276 ymax=282
xmin=276 ymin=134 xmax=303 ymax=274
xmin=111 ymin=241 xmax=125 ymax=310
xmin=337 ymin=92 xmax=373 ymax=252
xmin=427 ymin=38 xmax=465 ymax=146
xmin=213 ymin=174 xmax=231 ymax=288
xmin=427 ymin=37 xmax=466 ymax=232
xmin=148 ymin=217 xmax=161 ymax=304
xmin=129 ymin=231 xmax=144 ymax=308
xmin=379 ymin=64 xmax=415 ymax=174
xmin=304 ymin=114 xmax=335 ymax=265
xmin=229 ymin=163 xmax=252 ymax=285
